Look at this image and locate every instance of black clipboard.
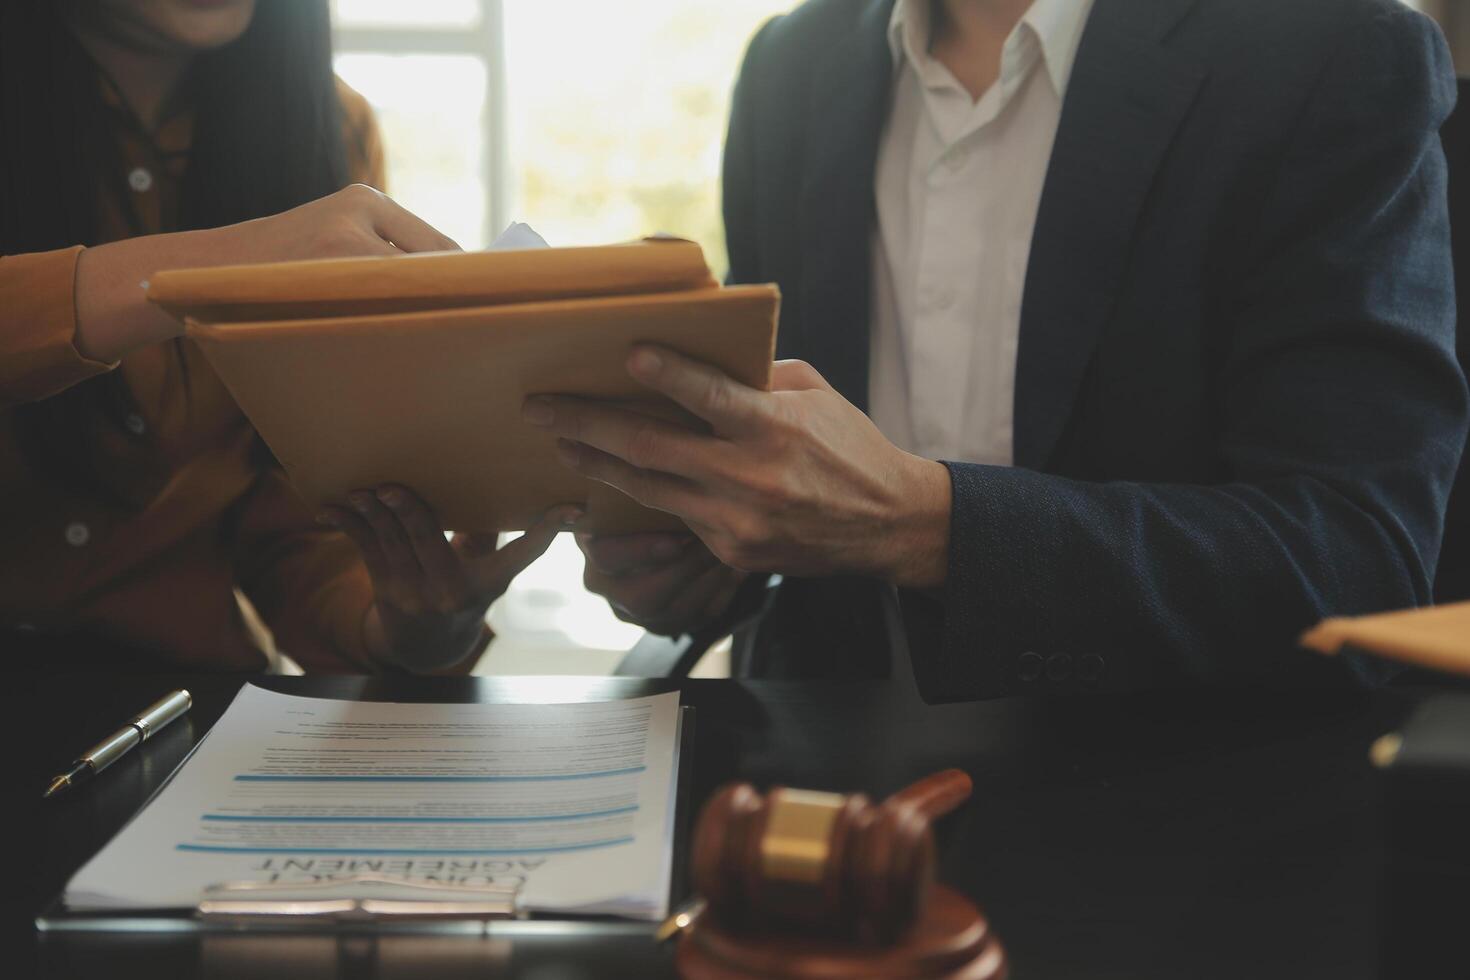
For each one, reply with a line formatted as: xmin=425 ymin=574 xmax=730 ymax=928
xmin=36 ymin=700 xmax=697 ymax=938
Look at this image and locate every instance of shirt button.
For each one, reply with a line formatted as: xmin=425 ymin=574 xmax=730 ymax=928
xmin=64 ymin=522 xmax=91 ymax=548
xmin=1079 ymin=654 xmax=1107 ymax=685
xmin=944 ymin=148 xmax=968 ymax=173
xmin=128 ymin=167 xmax=153 ymax=193
xmin=124 ymin=413 xmax=147 ymax=436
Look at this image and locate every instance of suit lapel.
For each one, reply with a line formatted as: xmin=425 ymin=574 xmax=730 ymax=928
xmin=796 ymin=0 xmax=895 ymax=411
xmin=1013 ymin=0 xmax=1206 ymax=470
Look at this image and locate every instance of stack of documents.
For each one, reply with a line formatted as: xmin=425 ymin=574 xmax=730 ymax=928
xmin=148 ymin=229 xmax=780 ymax=533
xmin=64 ymin=685 xmax=683 ymax=920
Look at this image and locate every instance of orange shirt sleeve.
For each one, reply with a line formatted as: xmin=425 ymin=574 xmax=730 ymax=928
xmin=0 ymin=246 xmax=116 ymax=408
xmin=231 ymin=464 xmax=382 ymax=673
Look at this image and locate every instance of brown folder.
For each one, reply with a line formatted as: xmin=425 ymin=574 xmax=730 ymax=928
xmin=148 ymin=239 xmax=780 ymax=533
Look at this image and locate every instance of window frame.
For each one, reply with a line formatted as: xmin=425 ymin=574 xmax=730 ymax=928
xmin=332 ymin=0 xmax=509 ymax=247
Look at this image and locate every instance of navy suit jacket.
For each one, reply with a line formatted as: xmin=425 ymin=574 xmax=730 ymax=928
xmin=722 ymin=0 xmax=1468 ymax=699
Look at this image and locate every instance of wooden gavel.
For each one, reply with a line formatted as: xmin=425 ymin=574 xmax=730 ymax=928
xmin=690 ymin=769 xmax=974 ymax=943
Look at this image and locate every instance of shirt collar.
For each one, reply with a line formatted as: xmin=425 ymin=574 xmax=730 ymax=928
xmin=97 ymin=68 xmax=194 ymax=157
xmin=886 ymin=0 xmax=1095 ymax=99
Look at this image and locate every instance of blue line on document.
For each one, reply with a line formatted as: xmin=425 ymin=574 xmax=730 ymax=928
xmin=232 ymin=767 xmax=646 ymax=783
xmin=200 ymin=806 xmax=639 ymax=824
xmin=175 ymin=838 xmax=635 ymax=856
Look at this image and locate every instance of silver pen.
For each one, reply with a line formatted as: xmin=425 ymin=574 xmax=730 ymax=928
xmin=43 ymin=689 xmax=192 ymax=799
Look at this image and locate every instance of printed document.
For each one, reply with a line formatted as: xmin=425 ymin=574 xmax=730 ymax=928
xmin=64 ymin=685 xmax=682 ymax=920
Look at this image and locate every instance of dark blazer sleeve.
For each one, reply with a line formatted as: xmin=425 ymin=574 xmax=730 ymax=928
xmin=919 ymin=7 xmax=1468 ymax=700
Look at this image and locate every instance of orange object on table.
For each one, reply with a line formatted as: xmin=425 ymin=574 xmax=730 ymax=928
xmin=1300 ymin=601 xmax=1470 ymax=677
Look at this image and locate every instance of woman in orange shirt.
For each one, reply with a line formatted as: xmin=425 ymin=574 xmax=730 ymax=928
xmin=0 ymin=0 xmax=573 ymax=672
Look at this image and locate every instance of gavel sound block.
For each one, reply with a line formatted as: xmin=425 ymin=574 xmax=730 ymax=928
xmin=677 ymin=769 xmax=1007 ymax=980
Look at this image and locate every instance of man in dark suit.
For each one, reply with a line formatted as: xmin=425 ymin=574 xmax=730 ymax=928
xmin=523 ymin=0 xmax=1468 ymax=700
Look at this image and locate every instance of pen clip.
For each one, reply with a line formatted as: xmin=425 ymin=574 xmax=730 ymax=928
xmin=655 ymin=896 xmax=707 ymax=943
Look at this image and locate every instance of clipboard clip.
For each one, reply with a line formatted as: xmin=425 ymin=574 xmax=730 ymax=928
xmin=196 ymin=873 xmax=524 ymax=923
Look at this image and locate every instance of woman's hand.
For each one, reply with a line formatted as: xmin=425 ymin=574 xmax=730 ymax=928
xmin=321 ymin=485 xmax=582 ymax=672
xmin=221 ymin=183 xmax=461 ymax=264
xmin=74 ymin=184 xmax=458 ymax=364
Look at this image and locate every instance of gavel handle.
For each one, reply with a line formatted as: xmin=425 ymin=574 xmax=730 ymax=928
xmin=888 ymin=768 xmax=973 ymax=820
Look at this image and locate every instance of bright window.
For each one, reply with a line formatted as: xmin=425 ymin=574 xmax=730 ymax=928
xmin=331 ymin=0 xmax=793 ymax=673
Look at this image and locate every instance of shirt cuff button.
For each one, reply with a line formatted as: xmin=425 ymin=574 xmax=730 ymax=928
xmin=64 ymin=522 xmax=91 ymax=548
xmin=1079 ymin=654 xmax=1107 ymax=684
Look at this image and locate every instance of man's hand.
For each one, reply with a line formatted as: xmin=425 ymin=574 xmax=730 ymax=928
xmin=522 ymin=347 xmax=952 ymax=588
xmin=322 ymin=486 xmax=580 ymax=671
xmin=577 ymin=531 xmax=749 ymax=637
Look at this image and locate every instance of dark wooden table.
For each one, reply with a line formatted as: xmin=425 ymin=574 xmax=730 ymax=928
xmin=4 ymin=671 xmax=1428 ymax=979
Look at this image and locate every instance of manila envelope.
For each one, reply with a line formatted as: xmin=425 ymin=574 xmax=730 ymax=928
xmin=149 ymin=242 xmax=780 ymax=532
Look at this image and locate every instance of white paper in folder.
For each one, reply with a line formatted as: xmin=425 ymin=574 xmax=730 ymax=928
xmin=488 ymin=221 xmax=549 ymax=251
xmin=63 ymin=685 xmax=682 ymax=920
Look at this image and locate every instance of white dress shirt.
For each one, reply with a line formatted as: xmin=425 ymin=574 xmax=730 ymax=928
xmin=868 ymin=0 xmax=1094 ymax=465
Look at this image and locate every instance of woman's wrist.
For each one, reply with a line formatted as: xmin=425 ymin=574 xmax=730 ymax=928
xmin=71 ymin=187 xmax=462 ymax=365
xmin=73 ymin=228 xmax=222 ymax=362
